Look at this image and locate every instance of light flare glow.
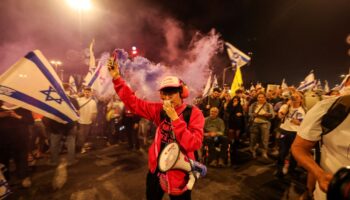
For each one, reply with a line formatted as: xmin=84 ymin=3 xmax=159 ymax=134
xmin=66 ymin=0 xmax=92 ymax=11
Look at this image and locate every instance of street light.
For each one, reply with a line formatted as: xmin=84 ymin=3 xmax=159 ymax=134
xmin=66 ymin=0 xmax=93 ymax=45
xmin=66 ymin=0 xmax=92 ymax=11
xmin=50 ymin=60 xmax=63 ymax=79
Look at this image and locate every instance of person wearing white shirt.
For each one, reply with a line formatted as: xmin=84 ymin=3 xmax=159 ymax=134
xmin=77 ymin=87 xmax=97 ymax=153
xmin=275 ymin=91 xmax=305 ymax=178
xmin=292 ymin=93 xmax=350 ymax=200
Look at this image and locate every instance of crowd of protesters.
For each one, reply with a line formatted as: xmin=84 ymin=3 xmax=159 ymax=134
xmin=0 ymin=76 xmax=348 ymax=200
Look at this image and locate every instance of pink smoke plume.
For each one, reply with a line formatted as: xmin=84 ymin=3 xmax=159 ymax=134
xmin=102 ymin=29 xmax=222 ymax=102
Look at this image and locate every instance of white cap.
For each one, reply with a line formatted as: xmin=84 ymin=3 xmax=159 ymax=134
xmin=158 ymin=76 xmax=181 ymax=90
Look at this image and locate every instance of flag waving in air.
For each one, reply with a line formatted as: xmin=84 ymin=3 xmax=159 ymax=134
xmin=225 ymin=42 xmax=250 ymax=96
xmin=230 ymin=66 xmax=243 ymax=96
xmin=202 ymin=71 xmax=213 ymax=98
xmin=69 ymin=75 xmax=77 ymax=94
xmin=0 ymin=50 xmax=79 ymax=123
xmin=297 ymin=70 xmax=316 ymax=91
xmin=85 ymin=52 xmax=115 ymax=99
xmin=225 ymin=42 xmax=251 ymax=68
xmin=281 ymin=78 xmax=288 ymax=90
xmin=324 ymin=80 xmax=330 ymax=93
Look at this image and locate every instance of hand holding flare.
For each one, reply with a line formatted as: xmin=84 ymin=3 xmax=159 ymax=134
xmin=107 ymin=52 xmax=120 ymax=80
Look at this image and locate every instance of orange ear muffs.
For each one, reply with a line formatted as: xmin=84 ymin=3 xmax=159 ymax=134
xmin=180 ymin=80 xmax=189 ymax=99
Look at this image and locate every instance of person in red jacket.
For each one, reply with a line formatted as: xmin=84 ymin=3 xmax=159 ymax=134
xmin=108 ymin=60 xmax=204 ymax=200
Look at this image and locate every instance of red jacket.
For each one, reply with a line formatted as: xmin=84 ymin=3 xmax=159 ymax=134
xmin=112 ymin=78 xmax=204 ymax=192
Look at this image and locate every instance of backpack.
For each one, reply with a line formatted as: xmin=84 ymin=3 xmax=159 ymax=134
xmin=160 ymin=105 xmax=193 ymax=126
xmin=321 ymin=94 xmax=350 ymax=136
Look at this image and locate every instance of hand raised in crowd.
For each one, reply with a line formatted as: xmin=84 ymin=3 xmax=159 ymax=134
xmin=162 ymin=100 xmax=179 ymax=121
xmin=107 ymin=57 xmax=120 ymax=80
xmin=9 ymin=110 xmax=22 ymax=119
xmin=278 ymin=111 xmax=286 ymax=119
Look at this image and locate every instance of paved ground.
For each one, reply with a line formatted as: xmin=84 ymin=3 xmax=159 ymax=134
xmin=6 ymin=143 xmax=306 ymax=200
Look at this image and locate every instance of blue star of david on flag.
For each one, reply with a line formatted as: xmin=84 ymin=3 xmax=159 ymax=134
xmin=40 ymin=86 xmax=63 ymax=104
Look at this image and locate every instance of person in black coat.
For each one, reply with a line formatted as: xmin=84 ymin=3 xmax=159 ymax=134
xmin=0 ymin=101 xmax=34 ymax=187
xmin=226 ymin=96 xmax=245 ymax=165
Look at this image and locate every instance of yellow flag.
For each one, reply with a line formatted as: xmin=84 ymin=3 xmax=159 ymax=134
xmin=230 ymin=66 xmax=243 ymax=96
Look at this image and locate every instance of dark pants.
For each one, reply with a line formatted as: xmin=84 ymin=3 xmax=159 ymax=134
xmin=203 ymin=136 xmax=229 ymax=162
xmin=277 ymin=129 xmax=297 ymax=174
xmin=146 ymin=170 xmax=191 ymax=200
xmin=0 ymin=127 xmax=29 ymax=180
xmin=125 ymin=123 xmax=139 ymax=150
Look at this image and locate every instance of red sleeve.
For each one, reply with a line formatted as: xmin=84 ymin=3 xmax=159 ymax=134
xmin=172 ymin=106 xmax=204 ymax=152
xmin=112 ymin=78 xmax=162 ymax=123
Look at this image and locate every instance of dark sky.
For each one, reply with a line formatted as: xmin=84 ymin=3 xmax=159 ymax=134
xmin=0 ymin=0 xmax=349 ymax=87
xmin=146 ymin=0 xmax=350 ymax=87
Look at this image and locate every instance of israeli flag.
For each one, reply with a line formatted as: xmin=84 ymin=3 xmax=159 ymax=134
xmin=202 ymin=71 xmax=212 ymax=98
xmin=0 ymin=50 xmax=79 ymax=124
xmin=69 ymin=75 xmax=77 ymax=94
xmin=86 ymin=52 xmax=115 ymax=99
xmin=281 ymin=78 xmax=288 ymax=90
xmin=225 ymin=42 xmax=251 ymax=68
xmin=324 ymin=80 xmax=330 ymax=93
xmin=339 ymin=74 xmax=350 ymax=90
xmin=297 ymin=71 xmax=316 ymax=91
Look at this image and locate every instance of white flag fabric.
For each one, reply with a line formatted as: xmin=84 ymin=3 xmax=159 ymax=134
xmin=297 ymin=71 xmax=316 ymax=91
xmin=89 ymin=39 xmax=96 ymax=72
xmin=324 ymin=80 xmax=330 ymax=93
xmin=86 ymin=53 xmax=115 ymax=99
xmin=202 ymin=71 xmax=212 ymax=98
xmin=225 ymin=42 xmax=251 ymax=68
xmin=339 ymin=74 xmax=350 ymax=90
xmin=69 ymin=75 xmax=77 ymax=94
xmin=250 ymin=84 xmax=255 ymax=91
xmin=281 ymin=78 xmax=288 ymax=90
xmin=210 ymin=74 xmax=219 ymax=93
xmin=0 ymin=50 xmax=79 ymax=123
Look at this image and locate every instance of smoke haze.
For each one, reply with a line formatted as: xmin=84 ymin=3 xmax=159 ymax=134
xmin=0 ymin=0 xmax=222 ymax=101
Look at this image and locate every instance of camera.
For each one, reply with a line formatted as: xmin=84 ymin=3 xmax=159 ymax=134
xmin=327 ymin=167 xmax=350 ymax=200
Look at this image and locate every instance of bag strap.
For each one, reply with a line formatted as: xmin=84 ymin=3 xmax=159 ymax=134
xmin=321 ymin=95 xmax=350 ymax=136
xmin=250 ymin=102 xmax=266 ymax=121
xmin=80 ymin=98 xmax=92 ymax=109
xmin=255 ymin=102 xmax=267 ymax=114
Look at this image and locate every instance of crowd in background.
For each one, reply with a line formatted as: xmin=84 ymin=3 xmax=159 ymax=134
xmin=0 ymin=77 xmax=347 ymax=200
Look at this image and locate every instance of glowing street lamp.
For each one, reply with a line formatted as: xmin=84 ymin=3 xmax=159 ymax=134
xmin=66 ymin=0 xmax=93 ymax=46
xmin=131 ymin=46 xmax=138 ymax=57
xmin=66 ymin=0 xmax=92 ymax=11
xmin=50 ymin=60 xmax=62 ymax=73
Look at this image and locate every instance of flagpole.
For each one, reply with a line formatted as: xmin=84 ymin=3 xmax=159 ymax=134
xmin=222 ymin=65 xmax=233 ymax=87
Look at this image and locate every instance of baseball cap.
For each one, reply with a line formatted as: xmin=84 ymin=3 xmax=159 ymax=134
xmin=158 ymin=76 xmax=181 ymax=90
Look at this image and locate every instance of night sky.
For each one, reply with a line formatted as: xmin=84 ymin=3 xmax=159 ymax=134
xmin=0 ymin=0 xmax=349 ymax=88
xmin=146 ymin=0 xmax=350 ymax=87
